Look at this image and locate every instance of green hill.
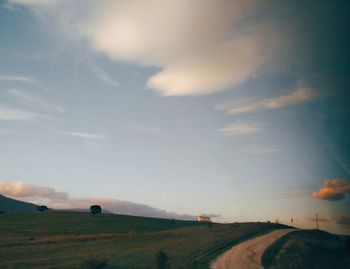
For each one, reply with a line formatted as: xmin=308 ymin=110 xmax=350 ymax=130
xmin=0 ymin=194 xmax=38 ymax=213
xmin=262 ymin=229 xmax=350 ymax=269
xmin=0 ymin=211 xmax=289 ymax=269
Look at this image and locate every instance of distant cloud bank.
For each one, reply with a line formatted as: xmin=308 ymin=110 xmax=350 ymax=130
xmin=0 ymin=181 xmax=195 ymax=220
xmin=313 ymin=214 xmax=350 ymax=226
xmin=312 ymin=179 xmax=350 ymax=201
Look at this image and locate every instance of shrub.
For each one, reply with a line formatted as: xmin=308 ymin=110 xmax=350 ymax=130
xmin=36 ymin=205 xmax=48 ymax=212
xmin=156 ymin=250 xmax=168 ymax=269
xmin=80 ymin=257 xmax=108 ymax=269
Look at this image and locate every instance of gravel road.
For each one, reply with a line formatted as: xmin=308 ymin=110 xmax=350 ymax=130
xmin=211 ymin=229 xmax=294 ymax=269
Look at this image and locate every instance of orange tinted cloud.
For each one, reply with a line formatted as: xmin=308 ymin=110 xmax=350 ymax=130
xmin=0 ymin=181 xmax=68 ymax=200
xmin=312 ymin=179 xmax=350 ymax=201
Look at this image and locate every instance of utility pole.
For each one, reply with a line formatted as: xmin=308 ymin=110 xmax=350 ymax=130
xmin=316 ymin=213 xmax=319 ymax=230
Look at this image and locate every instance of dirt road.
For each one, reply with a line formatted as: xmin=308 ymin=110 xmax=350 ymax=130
xmin=211 ymin=229 xmax=294 ymax=269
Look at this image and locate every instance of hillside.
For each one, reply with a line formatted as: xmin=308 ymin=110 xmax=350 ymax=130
xmin=0 ymin=211 xmax=290 ymax=269
xmin=262 ymin=229 xmax=350 ymax=269
xmin=0 ymin=194 xmax=38 ymax=213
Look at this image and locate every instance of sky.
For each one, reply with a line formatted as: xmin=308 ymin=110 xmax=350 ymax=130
xmin=0 ymin=0 xmax=349 ymax=234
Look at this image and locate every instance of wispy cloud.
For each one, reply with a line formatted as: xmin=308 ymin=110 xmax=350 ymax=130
xmin=218 ymin=120 xmax=263 ymax=136
xmin=240 ymin=144 xmax=280 ymax=155
xmin=312 ymin=179 xmax=350 ymax=201
xmin=0 ymin=105 xmax=52 ymax=121
xmin=129 ymin=122 xmax=161 ymax=136
xmin=56 ymin=131 xmax=108 ymax=140
xmin=0 ymin=75 xmax=36 ymax=83
xmin=0 ymin=129 xmax=15 ymax=136
xmin=0 ymin=181 xmax=195 ymax=220
xmin=7 ymin=0 xmax=57 ymax=6
xmin=8 ymin=89 xmax=64 ymax=113
xmin=217 ymin=88 xmax=317 ymax=115
xmin=91 ymin=66 xmax=120 ymax=87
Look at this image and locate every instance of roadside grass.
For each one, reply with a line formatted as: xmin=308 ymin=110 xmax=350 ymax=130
xmin=0 ymin=211 xmax=289 ymax=269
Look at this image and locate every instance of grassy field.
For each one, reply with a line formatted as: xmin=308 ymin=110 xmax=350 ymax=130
xmin=262 ymin=229 xmax=350 ymax=269
xmin=0 ymin=211 xmax=289 ymax=269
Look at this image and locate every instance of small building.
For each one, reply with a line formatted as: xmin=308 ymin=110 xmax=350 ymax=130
xmin=197 ymin=215 xmax=211 ymax=222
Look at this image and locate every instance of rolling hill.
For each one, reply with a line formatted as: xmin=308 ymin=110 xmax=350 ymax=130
xmin=262 ymin=229 xmax=350 ymax=269
xmin=0 ymin=194 xmax=38 ymax=213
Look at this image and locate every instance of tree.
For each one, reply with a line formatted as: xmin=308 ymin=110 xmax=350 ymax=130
xmin=90 ymin=205 xmax=102 ymax=215
xmin=156 ymin=250 xmax=168 ymax=269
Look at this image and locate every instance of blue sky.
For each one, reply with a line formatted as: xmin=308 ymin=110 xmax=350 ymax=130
xmin=0 ymin=0 xmax=349 ymax=234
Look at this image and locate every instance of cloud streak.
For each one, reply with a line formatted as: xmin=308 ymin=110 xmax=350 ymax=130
xmin=0 ymin=181 xmax=195 ymax=220
xmin=219 ymin=120 xmax=263 ymax=136
xmin=9 ymin=0 xmax=56 ymax=5
xmin=0 ymin=105 xmax=52 ymax=121
xmin=56 ymin=131 xmax=108 ymax=140
xmin=91 ymin=66 xmax=120 ymax=88
xmin=9 ymin=89 xmax=64 ymax=113
xmin=312 ymin=179 xmax=350 ymax=201
xmin=129 ymin=122 xmax=161 ymax=136
xmin=217 ymin=88 xmax=317 ymax=115
xmin=0 ymin=75 xmax=36 ymax=83
xmin=240 ymin=144 xmax=280 ymax=155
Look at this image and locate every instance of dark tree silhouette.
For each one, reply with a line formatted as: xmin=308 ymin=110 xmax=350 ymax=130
xmin=90 ymin=205 xmax=102 ymax=215
xmin=36 ymin=205 xmax=48 ymax=212
xmin=156 ymin=250 xmax=168 ymax=269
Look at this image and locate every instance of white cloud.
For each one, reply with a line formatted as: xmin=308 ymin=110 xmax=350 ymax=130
xmin=218 ymin=120 xmax=263 ymax=136
xmin=0 ymin=75 xmax=36 ymax=83
xmin=8 ymin=89 xmax=64 ymax=113
xmin=148 ymin=33 xmax=267 ymax=96
xmin=217 ymin=88 xmax=316 ymax=115
xmin=8 ymin=0 xmax=271 ymax=96
xmin=0 ymin=181 xmax=195 ymax=220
